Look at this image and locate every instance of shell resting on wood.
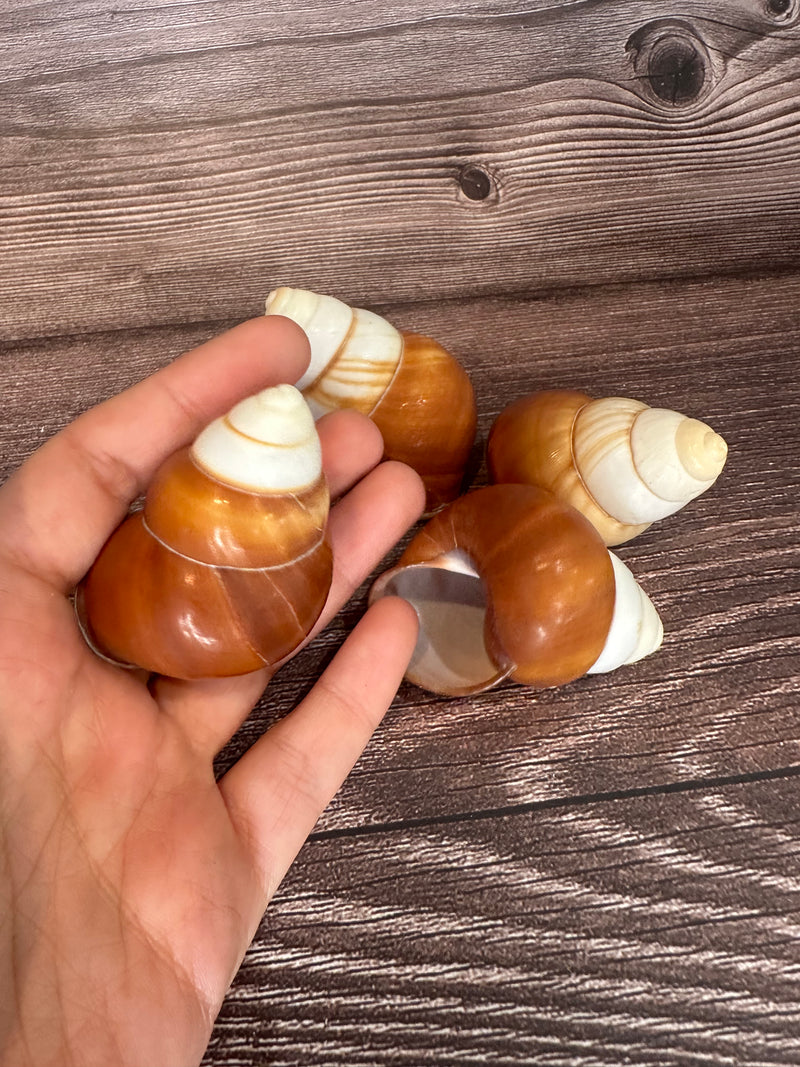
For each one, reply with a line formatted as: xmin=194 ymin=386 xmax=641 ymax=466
xmin=370 ymin=484 xmax=663 ymax=696
xmin=487 ymin=390 xmax=728 ymax=546
xmin=265 ymin=286 xmax=477 ymax=513
xmin=76 ymin=385 xmax=333 ymax=679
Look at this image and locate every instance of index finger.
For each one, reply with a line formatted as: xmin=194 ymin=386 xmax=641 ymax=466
xmin=0 ymin=315 xmax=310 ymax=591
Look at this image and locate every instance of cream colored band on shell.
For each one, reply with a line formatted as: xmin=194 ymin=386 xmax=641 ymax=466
xmin=575 ymin=397 xmax=724 ymax=526
xmin=631 ymin=407 xmax=727 ymax=501
xmin=266 ymin=287 xmax=353 ymax=391
xmin=265 ymin=286 xmax=404 ymax=420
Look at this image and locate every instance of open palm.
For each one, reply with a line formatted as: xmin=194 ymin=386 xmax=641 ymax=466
xmin=0 ymin=317 xmax=423 ymax=1067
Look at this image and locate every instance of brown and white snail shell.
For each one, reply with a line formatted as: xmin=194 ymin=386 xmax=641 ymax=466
xmin=487 ymin=391 xmax=728 ymax=546
xmin=76 ymin=384 xmax=332 ymax=679
xmin=370 ymin=484 xmax=663 ymax=696
xmin=265 ymin=286 xmax=477 ymax=513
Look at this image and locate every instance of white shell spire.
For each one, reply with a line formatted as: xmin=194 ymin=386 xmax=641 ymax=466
xmin=191 ymin=383 xmax=322 ymax=492
xmin=574 ymin=398 xmax=728 ymax=526
xmin=265 ymin=286 xmax=403 ymax=419
xmin=587 ymin=552 xmax=664 ymax=674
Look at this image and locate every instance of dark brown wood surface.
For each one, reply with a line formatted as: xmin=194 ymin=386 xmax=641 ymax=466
xmin=2 ymin=1 xmax=800 ymax=1064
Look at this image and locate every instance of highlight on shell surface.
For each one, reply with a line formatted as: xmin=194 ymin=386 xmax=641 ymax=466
xmin=369 ymin=483 xmax=663 ymax=697
xmin=487 ymin=390 xmax=728 ymax=546
xmin=265 ymin=286 xmax=477 ymax=513
xmin=76 ymin=384 xmax=333 ymax=680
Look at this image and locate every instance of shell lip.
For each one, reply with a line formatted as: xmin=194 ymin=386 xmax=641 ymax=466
xmin=73 ymin=584 xmax=137 ymax=672
xmin=369 ymin=551 xmax=514 ymax=697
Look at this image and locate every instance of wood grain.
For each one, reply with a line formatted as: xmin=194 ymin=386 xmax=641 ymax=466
xmin=207 ymin=776 xmax=800 ymax=1066
xmin=2 ymin=1 xmax=800 ymax=1064
xmin=3 ymin=1 xmax=800 ymax=337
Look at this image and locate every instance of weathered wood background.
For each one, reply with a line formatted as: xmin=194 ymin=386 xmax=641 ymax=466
xmin=3 ymin=0 xmax=800 ymax=1063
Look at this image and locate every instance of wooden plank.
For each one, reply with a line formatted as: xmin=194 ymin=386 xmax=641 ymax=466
xmin=205 ymin=774 xmax=800 ymax=1066
xmin=4 ymin=0 xmax=788 ymax=113
xmin=2 ymin=1 xmax=800 ymax=338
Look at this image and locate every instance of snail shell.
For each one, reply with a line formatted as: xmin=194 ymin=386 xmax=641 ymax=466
xmin=487 ymin=390 xmax=728 ymax=545
xmin=369 ymin=484 xmax=663 ymax=696
xmin=76 ymin=384 xmax=333 ymax=679
xmin=265 ymin=286 xmax=477 ymax=513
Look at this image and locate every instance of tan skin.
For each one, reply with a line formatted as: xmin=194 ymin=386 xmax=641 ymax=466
xmin=0 ymin=316 xmax=425 ymax=1067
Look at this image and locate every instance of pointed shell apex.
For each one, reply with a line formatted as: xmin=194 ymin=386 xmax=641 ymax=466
xmin=191 ymin=384 xmax=322 ymax=492
xmin=266 ymin=286 xmax=355 ymax=391
xmin=630 ymin=407 xmax=728 ymax=505
xmin=227 ymin=383 xmax=313 ymax=444
xmin=576 ymin=397 xmax=727 ymax=525
xmin=674 ymin=416 xmax=728 ymax=482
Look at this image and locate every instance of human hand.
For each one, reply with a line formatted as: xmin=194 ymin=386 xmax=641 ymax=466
xmin=0 ymin=316 xmax=424 ymax=1067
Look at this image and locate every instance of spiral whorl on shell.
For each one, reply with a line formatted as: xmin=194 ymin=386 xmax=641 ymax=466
xmin=487 ymin=391 xmax=728 ymax=546
xmin=77 ymin=384 xmax=333 ymax=679
xmin=369 ymin=484 xmax=663 ymax=696
xmin=265 ymin=286 xmax=477 ymax=513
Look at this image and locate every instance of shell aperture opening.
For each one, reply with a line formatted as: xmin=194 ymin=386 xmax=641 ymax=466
xmin=370 ymin=550 xmax=512 ymax=696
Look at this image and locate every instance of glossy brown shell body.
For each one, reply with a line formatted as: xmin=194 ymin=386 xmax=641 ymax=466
xmin=397 ymin=483 xmax=616 ymax=687
xmin=78 ymin=449 xmax=332 ymax=679
xmin=372 ymin=333 xmax=477 ymax=512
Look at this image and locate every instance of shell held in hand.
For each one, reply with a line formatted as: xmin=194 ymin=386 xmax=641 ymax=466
xmin=265 ymin=286 xmax=477 ymax=513
xmin=76 ymin=385 xmax=333 ymax=679
xmin=487 ymin=390 xmax=728 ymax=546
xmin=369 ymin=484 xmax=663 ymax=697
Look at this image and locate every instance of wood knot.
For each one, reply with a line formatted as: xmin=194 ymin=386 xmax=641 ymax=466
xmin=765 ymin=0 xmax=798 ymax=25
xmin=458 ymin=165 xmax=496 ymax=203
xmin=627 ymin=20 xmax=715 ymax=108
